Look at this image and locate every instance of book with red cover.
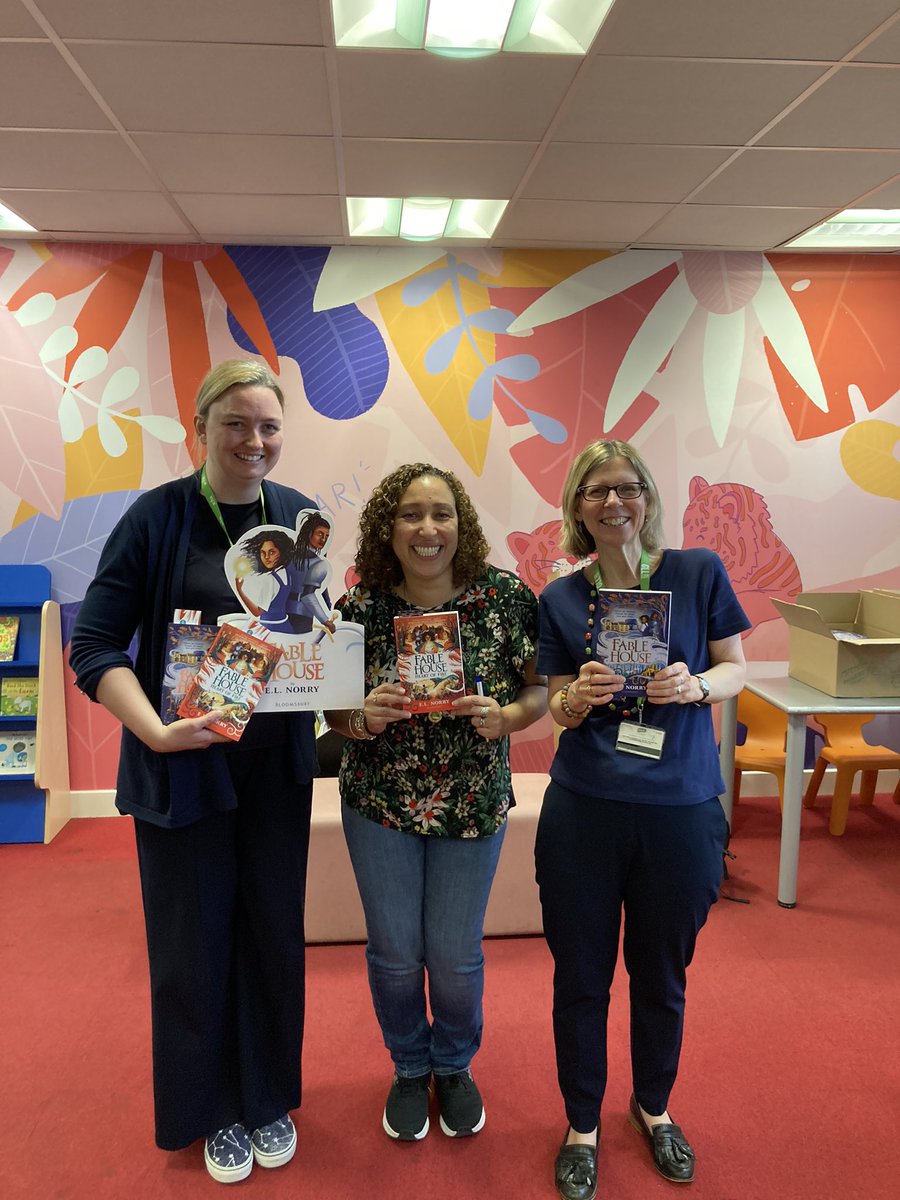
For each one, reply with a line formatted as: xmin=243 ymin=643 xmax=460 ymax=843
xmin=393 ymin=610 xmax=466 ymax=713
xmin=176 ymin=624 xmax=283 ymax=741
xmin=160 ymin=623 xmax=218 ymax=725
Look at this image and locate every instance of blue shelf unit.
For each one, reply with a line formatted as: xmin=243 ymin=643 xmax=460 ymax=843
xmin=0 ymin=565 xmax=52 ymax=843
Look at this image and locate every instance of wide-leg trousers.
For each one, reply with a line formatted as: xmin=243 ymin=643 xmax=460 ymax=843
xmin=534 ymin=781 xmax=726 ymax=1134
xmin=133 ymin=754 xmax=312 ymax=1150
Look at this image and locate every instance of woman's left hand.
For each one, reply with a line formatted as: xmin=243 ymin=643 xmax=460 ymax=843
xmin=645 ymin=662 xmax=698 ymax=706
xmin=453 ymin=694 xmax=505 ymax=740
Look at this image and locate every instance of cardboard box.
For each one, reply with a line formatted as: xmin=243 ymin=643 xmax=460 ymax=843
xmin=771 ymin=591 xmax=900 ymax=697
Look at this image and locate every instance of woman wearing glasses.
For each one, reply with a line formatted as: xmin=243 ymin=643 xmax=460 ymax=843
xmin=536 ymin=440 xmax=748 ymax=1200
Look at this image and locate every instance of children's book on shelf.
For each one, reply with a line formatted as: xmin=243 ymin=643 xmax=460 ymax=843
xmin=0 ymin=729 xmax=36 ymax=773
xmin=177 ymin=624 xmax=283 ymax=741
xmin=160 ymin=623 xmax=219 ymax=725
xmin=0 ymin=615 xmax=20 ymax=661
xmin=593 ymin=589 xmax=672 ymax=700
xmin=0 ymin=676 xmax=39 ymax=716
xmin=393 ymin=611 xmax=466 ymax=713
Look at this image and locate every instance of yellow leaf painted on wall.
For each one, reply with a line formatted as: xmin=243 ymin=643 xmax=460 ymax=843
xmin=377 ymin=259 xmax=496 ymax=474
xmin=475 ymin=248 xmax=613 ymax=289
xmin=14 ymin=408 xmax=144 ymax=525
xmin=840 ymin=419 xmax=900 ymax=500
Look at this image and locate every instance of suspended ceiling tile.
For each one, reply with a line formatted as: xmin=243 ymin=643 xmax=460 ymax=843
xmin=0 ymin=43 xmax=112 ymax=130
xmin=0 ymin=189 xmax=194 ymax=236
xmin=41 ymin=0 xmax=324 ymax=43
xmin=134 ymin=133 xmax=338 ymax=194
xmin=174 ymin=193 xmax=343 ymax=239
xmin=0 ymin=131 xmax=156 ymax=190
xmin=67 ymin=42 xmax=332 ymax=135
xmin=636 ymin=204 xmax=835 ymax=249
xmin=337 ymin=52 xmax=580 ymax=141
xmin=596 ymin=0 xmax=900 ymax=60
xmin=691 ymin=147 xmax=900 ymax=207
xmin=499 ymin=199 xmax=672 ymax=243
xmin=342 ymin=138 xmax=538 ymax=196
xmin=523 ymin=143 xmax=733 ymax=202
xmin=759 ymin=64 xmax=900 ymax=148
xmin=553 ymin=58 xmax=828 ymax=145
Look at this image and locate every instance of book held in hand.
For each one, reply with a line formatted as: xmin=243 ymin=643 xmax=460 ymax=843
xmin=0 ymin=615 xmax=20 ymax=661
xmin=177 ymin=624 xmax=284 ymax=741
xmin=0 ymin=675 xmax=39 ymax=716
xmin=393 ymin=611 xmax=466 ymax=713
xmin=160 ymin=623 xmax=219 ymax=725
xmin=593 ymin=589 xmax=672 ymax=701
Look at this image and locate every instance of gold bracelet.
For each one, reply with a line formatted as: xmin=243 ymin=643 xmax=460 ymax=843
xmin=559 ymin=683 xmax=589 ymax=720
xmin=349 ymin=708 xmax=376 ymax=740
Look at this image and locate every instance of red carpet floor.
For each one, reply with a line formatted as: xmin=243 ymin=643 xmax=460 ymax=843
xmin=1 ymin=793 xmax=898 ymax=1199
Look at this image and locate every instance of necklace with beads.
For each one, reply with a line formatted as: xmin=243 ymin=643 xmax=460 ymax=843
xmin=584 ymin=549 xmax=651 ymax=719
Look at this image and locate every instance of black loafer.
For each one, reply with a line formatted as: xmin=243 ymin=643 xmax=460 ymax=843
xmin=554 ymin=1131 xmax=598 ymax=1200
xmin=628 ymin=1094 xmax=694 ymax=1183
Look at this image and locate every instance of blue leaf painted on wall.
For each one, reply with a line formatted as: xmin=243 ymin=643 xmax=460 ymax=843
xmin=0 ymin=491 xmax=143 ymax=606
xmin=224 ymin=245 xmax=389 ymax=420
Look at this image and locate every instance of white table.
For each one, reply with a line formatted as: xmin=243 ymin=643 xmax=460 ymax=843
xmin=719 ymin=675 xmax=900 ymax=908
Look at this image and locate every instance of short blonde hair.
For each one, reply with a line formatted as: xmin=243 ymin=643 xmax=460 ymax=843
xmin=195 ymin=359 xmax=284 ymax=420
xmin=560 ymin=440 xmax=665 ymax=557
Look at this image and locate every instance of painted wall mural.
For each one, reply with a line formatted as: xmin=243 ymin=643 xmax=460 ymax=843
xmin=1 ymin=240 xmax=898 ymax=788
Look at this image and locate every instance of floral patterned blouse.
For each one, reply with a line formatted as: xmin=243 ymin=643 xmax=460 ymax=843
xmin=336 ymin=566 xmax=539 ymax=838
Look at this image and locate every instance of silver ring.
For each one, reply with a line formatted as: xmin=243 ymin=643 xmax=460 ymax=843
xmin=479 ymin=716 xmax=486 ymax=727
xmin=676 ymin=684 xmax=683 ymax=694
xmin=481 ymin=706 xmax=488 ymax=717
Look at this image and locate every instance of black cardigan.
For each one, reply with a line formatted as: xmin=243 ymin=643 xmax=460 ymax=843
xmin=70 ymin=472 xmax=318 ymax=827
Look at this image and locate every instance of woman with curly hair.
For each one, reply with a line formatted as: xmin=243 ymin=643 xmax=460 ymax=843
xmin=325 ymin=463 xmax=546 ymax=1145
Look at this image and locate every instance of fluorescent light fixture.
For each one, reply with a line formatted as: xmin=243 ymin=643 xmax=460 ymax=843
xmin=331 ymin=0 xmax=616 ymax=55
xmin=0 ymin=200 xmax=37 ymax=234
xmin=347 ymin=197 xmax=508 ymax=240
xmin=783 ymin=209 xmax=900 ymax=250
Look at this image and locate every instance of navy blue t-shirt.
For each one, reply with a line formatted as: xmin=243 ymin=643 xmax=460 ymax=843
xmin=537 ymin=548 xmax=750 ymax=806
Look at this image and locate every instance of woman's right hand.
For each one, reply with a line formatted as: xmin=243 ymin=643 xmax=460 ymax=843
xmin=362 ymin=683 xmax=411 ymax=734
xmin=568 ymin=661 xmax=625 ymax=710
xmin=149 ymin=712 xmax=230 ymax=753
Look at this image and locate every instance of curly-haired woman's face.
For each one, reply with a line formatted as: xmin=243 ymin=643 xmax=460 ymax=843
xmin=391 ymin=476 xmax=458 ymax=593
xmin=259 ymin=540 xmax=282 ymax=570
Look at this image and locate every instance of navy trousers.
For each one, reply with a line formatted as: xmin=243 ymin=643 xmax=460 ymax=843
xmin=134 ymin=752 xmax=312 ymax=1150
xmin=534 ymin=780 xmax=726 ymax=1133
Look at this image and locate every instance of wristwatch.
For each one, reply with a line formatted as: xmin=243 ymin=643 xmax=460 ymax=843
xmin=693 ymin=674 xmax=711 ymax=705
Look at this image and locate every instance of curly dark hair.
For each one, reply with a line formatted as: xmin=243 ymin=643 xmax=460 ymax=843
xmin=354 ymin=463 xmax=490 ymax=593
xmin=240 ymin=528 xmax=295 ymax=572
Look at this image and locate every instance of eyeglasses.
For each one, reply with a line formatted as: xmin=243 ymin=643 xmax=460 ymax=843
xmin=576 ymin=482 xmax=646 ymax=502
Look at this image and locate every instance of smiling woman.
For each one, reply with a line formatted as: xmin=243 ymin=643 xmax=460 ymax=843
xmin=324 ymin=462 xmax=547 ymax=1146
xmin=69 ymin=359 xmax=318 ymax=1184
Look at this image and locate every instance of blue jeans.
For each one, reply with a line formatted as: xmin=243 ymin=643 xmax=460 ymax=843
xmin=342 ymin=802 xmax=506 ymax=1078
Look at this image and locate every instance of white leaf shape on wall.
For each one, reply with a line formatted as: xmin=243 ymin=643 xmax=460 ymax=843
xmin=752 ymin=259 xmax=828 ymax=413
xmin=38 ymin=325 xmax=78 ymax=364
xmin=133 ymin=413 xmax=187 ymax=444
xmin=100 ymin=366 xmax=140 ymax=409
xmin=604 ymin=271 xmax=694 ymax=430
xmin=97 ymin=409 xmax=128 ymax=457
xmin=14 ymin=292 xmax=56 ymax=327
xmin=506 ymin=250 xmax=683 ymax=334
xmin=313 ymin=246 xmax=447 ymax=312
xmin=69 ymin=345 xmax=109 ymax=387
xmin=703 ymin=309 xmax=746 ymax=448
xmin=58 ymin=389 xmax=85 ymax=443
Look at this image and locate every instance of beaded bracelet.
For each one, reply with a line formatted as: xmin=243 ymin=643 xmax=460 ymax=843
xmin=349 ymin=708 xmax=376 ymax=740
xmin=559 ymin=683 xmax=589 ymax=720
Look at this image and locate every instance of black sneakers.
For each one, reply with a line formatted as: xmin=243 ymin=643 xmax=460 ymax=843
xmin=435 ymin=1069 xmax=485 ymax=1137
xmin=383 ymin=1072 xmax=432 ymax=1140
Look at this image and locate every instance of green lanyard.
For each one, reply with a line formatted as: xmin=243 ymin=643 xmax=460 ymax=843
xmin=592 ymin=548 xmax=651 ymax=591
xmin=199 ymin=464 xmax=267 ymax=546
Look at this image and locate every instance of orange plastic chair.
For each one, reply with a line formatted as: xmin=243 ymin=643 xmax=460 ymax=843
xmin=733 ymin=690 xmax=788 ymax=810
xmin=803 ymin=714 xmax=900 ymax=836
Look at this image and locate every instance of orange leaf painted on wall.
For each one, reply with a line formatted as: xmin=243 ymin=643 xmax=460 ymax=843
xmin=765 ymin=254 xmax=900 ymax=441
xmin=376 ymin=256 xmax=497 ymax=474
xmin=840 ymin=419 xmax=900 ymax=500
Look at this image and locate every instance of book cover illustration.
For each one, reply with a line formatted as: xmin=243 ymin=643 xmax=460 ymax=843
xmin=160 ymin=623 xmax=219 ymax=725
xmin=393 ymin=611 xmax=466 ymax=713
xmin=0 ymin=615 xmax=20 ymax=661
xmin=177 ymin=624 xmax=284 ymax=741
xmin=0 ymin=675 xmax=39 ymax=716
xmin=0 ymin=729 xmax=36 ymax=773
xmin=593 ymin=590 xmax=672 ymax=700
